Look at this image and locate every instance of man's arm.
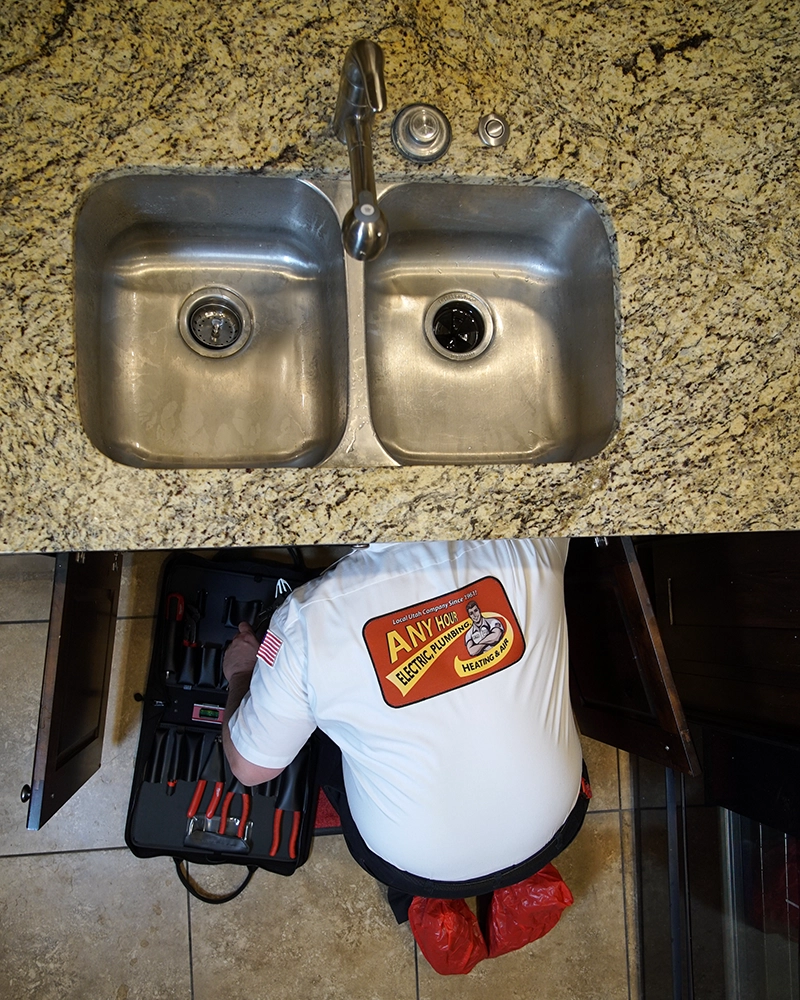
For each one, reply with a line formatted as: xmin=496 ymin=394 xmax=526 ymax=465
xmin=222 ymin=622 xmax=286 ymax=786
xmin=465 ymin=630 xmax=483 ymax=657
xmin=482 ymin=618 xmax=505 ymax=647
xmin=465 ymin=618 xmax=506 ymax=656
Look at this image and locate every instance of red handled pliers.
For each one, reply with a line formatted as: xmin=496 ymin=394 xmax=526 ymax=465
xmin=270 ymin=808 xmax=301 ymax=859
xmin=187 ymin=739 xmax=251 ymax=839
xmin=219 ymin=779 xmax=251 ymax=839
xmin=186 ymin=737 xmax=225 ymax=821
xmin=268 ymin=759 xmax=307 ymax=859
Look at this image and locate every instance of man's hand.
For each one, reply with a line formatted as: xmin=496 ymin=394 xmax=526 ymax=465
xmin=223 ymin=621 xmax=259 ymax=685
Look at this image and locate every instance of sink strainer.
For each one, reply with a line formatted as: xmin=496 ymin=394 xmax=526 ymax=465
xmin=179 ymin=287 xmax=252 ymax=358
xmin=424 ymin=292 xmax=495 ymax=361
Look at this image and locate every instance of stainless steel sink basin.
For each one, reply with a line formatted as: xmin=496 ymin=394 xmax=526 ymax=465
xmin=74 ymin=175 xmax=617 ymax=469
xmin=74 ymin=174 xmax=348 ymax=467
xmin=363 ymin=182 xmax=617 ymax=464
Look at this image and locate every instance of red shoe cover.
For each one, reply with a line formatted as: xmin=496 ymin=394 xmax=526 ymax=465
xmin=487 ymin=863 xmax=574 ymax=958
xmin=409 ymin=896 xmax=489 ymax=975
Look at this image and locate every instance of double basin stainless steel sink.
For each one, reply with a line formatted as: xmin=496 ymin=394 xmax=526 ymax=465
xmin=74 ymin=174 xmax=618 ymax=468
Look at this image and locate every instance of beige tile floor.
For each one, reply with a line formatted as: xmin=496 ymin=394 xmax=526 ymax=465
xmin=0 ymin=551 xmax=639 ymax=1000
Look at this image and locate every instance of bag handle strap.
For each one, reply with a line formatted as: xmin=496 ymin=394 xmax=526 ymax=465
xmin=173 ymin=858 xmax=258 ymax=904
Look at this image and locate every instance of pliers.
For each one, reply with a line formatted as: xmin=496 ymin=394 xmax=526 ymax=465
xmin=187 ymin=738 xmax=251 ymax=839
xmin=218 ymin=779 xmax=251 ymax=839
xmin=270 ymin=807 xmax=301 ymax=859
xmin=186 ymin=736 xmax=225 ymax=820
xmin=269 ymin=760 xmax=307 ymax=860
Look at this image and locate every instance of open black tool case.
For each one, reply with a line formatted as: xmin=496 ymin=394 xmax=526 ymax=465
xmin=125 ymin=551 xmax=321 ymax=881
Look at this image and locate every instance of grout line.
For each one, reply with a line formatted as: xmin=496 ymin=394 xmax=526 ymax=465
xmin=634 ymin=803 xmax=707 ymax=812
xmin=618 ymin=752 xmax=634 ymax=1000
xmin=0 ymin=618 xmax=51 ymax=625
xmin=0 ymin=614 xmax=155 ymax=626
xmin=187 ymin=875 xmax=195 ymax=1000
xmin=0 ymin=844 xmax=131 ymax=861
xmin=619 ymin=803 xmax=635 ymax=1000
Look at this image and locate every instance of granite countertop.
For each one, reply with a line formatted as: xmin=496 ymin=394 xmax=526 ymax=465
xmin=1 ymin=0 xmax=798 ymax=552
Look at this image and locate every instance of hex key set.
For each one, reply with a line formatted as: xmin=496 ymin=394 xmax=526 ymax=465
xmin=125 ymin=551 xmax=321 ymax=877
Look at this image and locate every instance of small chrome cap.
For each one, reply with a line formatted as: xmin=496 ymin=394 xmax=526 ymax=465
xmin=477 ymin=112 xmax=510 ymax=147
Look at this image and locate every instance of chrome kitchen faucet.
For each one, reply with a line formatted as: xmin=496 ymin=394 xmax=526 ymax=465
xmin=333 ymin=40 xmax=389 ymax=261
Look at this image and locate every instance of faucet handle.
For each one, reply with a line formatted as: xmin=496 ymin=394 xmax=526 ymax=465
xmin=349 ymin=39 xmax=386 ymax=113
xmin=334 ymin=40 xmax=386 ymax=138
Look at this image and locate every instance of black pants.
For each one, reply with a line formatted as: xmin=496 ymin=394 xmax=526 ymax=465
xmin=315 ymin=731 xmax=591 ymax=922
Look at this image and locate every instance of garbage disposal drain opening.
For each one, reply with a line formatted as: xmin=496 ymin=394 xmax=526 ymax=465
xmin=178 ymin=287 xmax=252 ymax=358
xmin=432 ymin=301 xmax=485 ymax=353
xmin=424 ymin=292 xmax=494 ymax=361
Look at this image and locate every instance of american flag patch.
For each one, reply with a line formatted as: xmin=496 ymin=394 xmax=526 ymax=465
xmin=257 ymin=630 xmax=283 ymax=667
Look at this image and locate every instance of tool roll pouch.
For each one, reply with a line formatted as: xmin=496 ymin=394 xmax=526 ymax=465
xmin=125 ymin=550 xmax=322 ymax=897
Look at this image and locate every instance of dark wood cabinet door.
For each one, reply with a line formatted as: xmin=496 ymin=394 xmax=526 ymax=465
xmin=26 ymin=552 xmax=122 ymax=830
xmin=565 ymin=537 xmax=700 ymax=776
xmin=651 ymin=533 xmax=800 ymax=743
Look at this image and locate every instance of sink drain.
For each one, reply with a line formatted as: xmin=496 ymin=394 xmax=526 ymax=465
xmin=424 ymin=292 xmax=494 ymax=361
xmin=178 ymin=287 xmax=252 ymax=358
xmin=189 ymin=301 xmax=241 ymax=348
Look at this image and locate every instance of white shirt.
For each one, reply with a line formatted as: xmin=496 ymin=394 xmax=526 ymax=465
xmin=228 ymin=539 xmax=582 ymax=881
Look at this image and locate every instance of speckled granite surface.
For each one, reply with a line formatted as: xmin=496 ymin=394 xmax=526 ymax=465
xmin=1 ymin=0 xmax=798 ymax=551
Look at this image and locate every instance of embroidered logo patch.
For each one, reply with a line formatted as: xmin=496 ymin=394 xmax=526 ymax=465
xmin=362 ymin=576 xmax=525 ymax=708
xmin=257 ymin=630 xmax=283 ymax=667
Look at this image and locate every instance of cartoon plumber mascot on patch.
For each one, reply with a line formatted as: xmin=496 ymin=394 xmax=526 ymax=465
xmin=464 ymin=599 xmax=506 ymax=657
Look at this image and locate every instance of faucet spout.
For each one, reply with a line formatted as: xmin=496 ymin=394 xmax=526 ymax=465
xmin=333 ymin=40 xmax=389 ymax=262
